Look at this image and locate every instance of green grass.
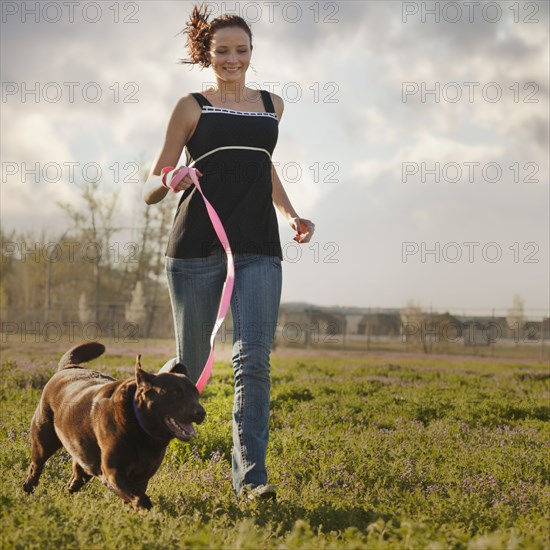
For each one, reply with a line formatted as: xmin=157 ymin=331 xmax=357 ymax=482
xmin=1 ymin=352 xmax=549 ymax=549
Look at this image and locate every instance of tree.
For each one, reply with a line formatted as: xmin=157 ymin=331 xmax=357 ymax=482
xmin=400 ymin=300 xmax=430 ymax=353
xmin=125 ymin=282 xmax=147 ymax=337
xmin=133 ymin=162 xmax=177 ymax=337
xmin=0 ymin=226 xmax=16 ymax=311
xmin=1 ymin=158 xmax=174 ymax=338
xmin=57 ymin=179 xmax=121 ymax=323
xmin=78 ymin=292 xmax=93 ymax=326
xmin=506 ymin=294 xmax=525 ymax=345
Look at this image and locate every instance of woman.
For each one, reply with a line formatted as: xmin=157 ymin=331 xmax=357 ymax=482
xmin=142 ymin=5 xmax=315 ymax=500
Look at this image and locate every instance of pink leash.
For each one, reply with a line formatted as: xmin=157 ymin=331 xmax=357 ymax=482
xmin=163 ymin=166 xmax=234 ymax=393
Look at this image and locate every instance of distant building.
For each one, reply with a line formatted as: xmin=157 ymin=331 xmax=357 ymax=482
xmin=455 ymin=316 xmax=528 ymax=344
xmin=357 ymin=312 xmax=401 ymax=337
xmin=276 ymin=304 xmax=548 ymax=347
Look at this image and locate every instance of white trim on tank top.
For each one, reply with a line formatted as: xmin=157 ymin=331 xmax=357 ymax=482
xmin=189 ymin=146 xmax=272 ymax=166
xmin=201 ymin=105 xmax=278 ymax=120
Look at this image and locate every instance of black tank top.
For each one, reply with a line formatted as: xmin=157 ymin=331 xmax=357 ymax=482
xmin=165 ymin=90 xmax=283 ymax=259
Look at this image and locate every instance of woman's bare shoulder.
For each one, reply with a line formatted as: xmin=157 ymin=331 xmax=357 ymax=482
xmin=173 ymin=93 xmax=202 ymax=113
xmin=168 ymin=93 xmax=202 ymax=130
xmin=267 ymin=91 xmax=284 ymax=121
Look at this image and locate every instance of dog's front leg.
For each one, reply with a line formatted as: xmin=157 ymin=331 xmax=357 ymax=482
xmin=101 ymin=462 xmax=152 ymax=511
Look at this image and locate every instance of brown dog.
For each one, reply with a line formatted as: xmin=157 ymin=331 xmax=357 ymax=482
xmin=23 ymin=341 xmax=205 ymax=510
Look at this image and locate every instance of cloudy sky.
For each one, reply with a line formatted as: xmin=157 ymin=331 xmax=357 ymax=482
xmin=1 ymin=0 xmax=548 ymax=317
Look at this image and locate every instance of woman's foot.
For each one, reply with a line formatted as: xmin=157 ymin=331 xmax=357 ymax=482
xmin=243 ymin=483 xmax=277 ymax=501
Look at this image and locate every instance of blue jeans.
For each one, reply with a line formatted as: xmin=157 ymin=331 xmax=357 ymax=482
xmin=163 ymin=252 xmax=282 ymax=496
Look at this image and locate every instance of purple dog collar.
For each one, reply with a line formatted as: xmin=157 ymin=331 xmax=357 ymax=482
xmin=132 ymin=396 xmax=161 ymax=439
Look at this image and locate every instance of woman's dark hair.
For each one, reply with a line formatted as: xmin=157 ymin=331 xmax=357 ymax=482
xmin=179 ymin=4 xmax=253 ymax=68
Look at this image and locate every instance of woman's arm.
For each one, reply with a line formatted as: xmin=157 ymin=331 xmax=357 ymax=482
xmin=270 ymin=93 xmax=315 ymax=244
xmin=143 ymin=94 xmax=201 ymax=205
xmin=272 ymin=166 xmax=315 ymax=243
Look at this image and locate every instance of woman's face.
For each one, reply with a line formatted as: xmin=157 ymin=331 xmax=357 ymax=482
xmin=209 ymin=26 xmax=252 ymax=83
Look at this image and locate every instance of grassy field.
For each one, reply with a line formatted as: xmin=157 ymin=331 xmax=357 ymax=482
xmin=1 ymin=343 xmax=548 ymax=549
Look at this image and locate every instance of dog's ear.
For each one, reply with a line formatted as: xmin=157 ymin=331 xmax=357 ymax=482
xmin=135 ymin=354 xmax=156 ymax=388
xmin=167 ymin=362 xmax=190 ymax=377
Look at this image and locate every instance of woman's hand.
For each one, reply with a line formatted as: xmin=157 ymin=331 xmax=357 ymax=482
xmin=168 ymin=167 xmax=203 ymax=192
xmin=290 ymin=217 xmax=315 ymax=244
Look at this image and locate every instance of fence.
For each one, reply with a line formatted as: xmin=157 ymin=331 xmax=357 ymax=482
xmin=1 ymin=305 xmax=548 ymax=362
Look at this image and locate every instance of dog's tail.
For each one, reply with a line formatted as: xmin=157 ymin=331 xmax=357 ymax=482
xmin=58 ymin=341 xmax=106 ymax=371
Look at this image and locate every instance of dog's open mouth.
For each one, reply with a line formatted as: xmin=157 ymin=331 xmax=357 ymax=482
xmin=164 ymin=416 xmax=196 ymax=441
